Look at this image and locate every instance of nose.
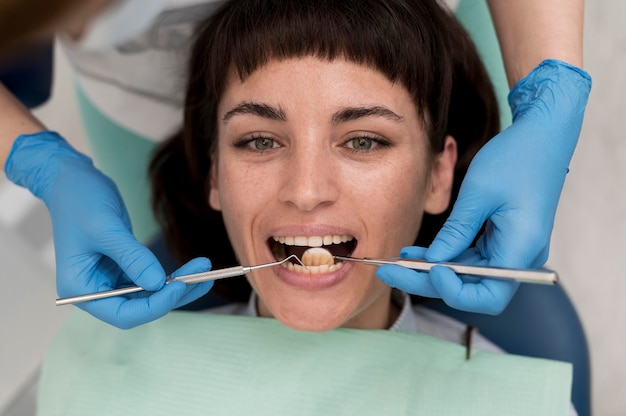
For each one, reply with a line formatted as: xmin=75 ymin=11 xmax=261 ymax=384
xmin=278 ymin=144 xmax=339 ymax=211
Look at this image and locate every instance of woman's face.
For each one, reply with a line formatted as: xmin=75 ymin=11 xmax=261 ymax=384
xmin=210 ymin=57 xmax=456 ymax=331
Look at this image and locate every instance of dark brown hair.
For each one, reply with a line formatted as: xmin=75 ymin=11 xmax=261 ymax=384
xmin=150 ymin=0 xmax=500 ymax=302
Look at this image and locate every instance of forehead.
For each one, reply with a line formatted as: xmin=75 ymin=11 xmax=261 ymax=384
xmin=219 ymin=57 xmax=415 ymax=114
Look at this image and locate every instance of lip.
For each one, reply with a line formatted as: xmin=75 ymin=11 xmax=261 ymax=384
xmin=272 ymin=259 xmax=353 ymax=290
xmin=260 ymin=224 xmax=359 ymax=289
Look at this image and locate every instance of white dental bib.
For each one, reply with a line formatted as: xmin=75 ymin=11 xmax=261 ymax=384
xmin=37 ymin=310 xmax=571 ymax=415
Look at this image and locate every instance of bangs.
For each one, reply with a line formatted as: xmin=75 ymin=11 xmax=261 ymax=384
xmin=200 ymin=0 xmax=453 ymax=121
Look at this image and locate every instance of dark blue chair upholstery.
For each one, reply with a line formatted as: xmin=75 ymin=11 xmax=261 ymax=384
xmin=0 ymin=40 xmax=54 ymax=108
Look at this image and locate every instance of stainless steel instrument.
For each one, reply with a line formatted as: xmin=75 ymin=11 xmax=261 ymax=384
xmin=334 ymin=256 xmax=558 ymax=285
xmin=56 ymin=255 xmax=303 ymax=306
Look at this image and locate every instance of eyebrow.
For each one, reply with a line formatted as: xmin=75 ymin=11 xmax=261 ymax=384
xmin=331 ymin=106 xmax=404 ymax=124
xmin=222 ymin=102 xmax=404 ymax=124
xmin=222 ymin=102 xmax=287 ymax=123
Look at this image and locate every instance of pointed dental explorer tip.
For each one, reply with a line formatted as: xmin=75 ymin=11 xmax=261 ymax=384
xmin=332 ymin=255 xmax=558 ymax=285
xmin=55 ymin=255 xmax=307 ymax=306
xmin=248 ymin=254 xmax=305 ymax=271
xmin=289 ymin=254 xmax=307 ymax=268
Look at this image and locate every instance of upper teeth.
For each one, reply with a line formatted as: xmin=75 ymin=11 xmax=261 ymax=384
xmin=273 ymin=235 xmax=353 ymax=247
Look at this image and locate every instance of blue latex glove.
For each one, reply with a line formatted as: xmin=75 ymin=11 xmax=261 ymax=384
xmin=5 ymin=131 xmax=214 ymax=328
xmin=377 ymin=60 xmax=592 ymax=315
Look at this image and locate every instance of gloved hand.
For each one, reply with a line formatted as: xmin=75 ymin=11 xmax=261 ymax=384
xmin=5 ymin=131 xmax=213 ymax=328
xmin=377 ymin=60 xmax=592 ymax=315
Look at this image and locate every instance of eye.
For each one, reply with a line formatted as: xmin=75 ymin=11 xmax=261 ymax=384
xmin=343 ymin=134 xmax=390 ymax=152
xmin=235 ymin=135 xmax=281 ymax=152
xmin=252 ymin=137 xmax=279 ymax=151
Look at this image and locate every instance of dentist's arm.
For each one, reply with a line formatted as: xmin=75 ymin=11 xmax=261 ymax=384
xmin=377 ymin=0 xmax=592 ymax=314
xmin=0 ymin=83 xmax=45 ymax=167
xmin=1 ymin=84 xmax=213 ymax=328
xmin=488 ymin=0 xmax=584 ymax=85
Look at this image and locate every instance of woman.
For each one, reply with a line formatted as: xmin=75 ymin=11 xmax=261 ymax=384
xmin=150 ymin=0 xmax=500 ymax=335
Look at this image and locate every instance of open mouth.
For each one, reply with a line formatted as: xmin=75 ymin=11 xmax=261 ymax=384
xmin=269 ymin=235 xmax=357 ymax=274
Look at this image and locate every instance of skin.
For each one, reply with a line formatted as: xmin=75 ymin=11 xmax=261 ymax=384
xmin=487 ymin=0 xmax=584 ymax=86
xmin=0 ymin=83 xmax=45 ymax=169
xmin=209 ymin=57 xmax=457 ymax=331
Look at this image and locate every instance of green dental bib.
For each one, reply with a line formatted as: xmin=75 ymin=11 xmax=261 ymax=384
xmin=38 ymin=310 xmax=571 ymax=415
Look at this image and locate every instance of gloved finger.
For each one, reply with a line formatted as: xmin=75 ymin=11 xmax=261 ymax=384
xmin=425 ymin=190 xmax=492 ymax=263
xmin=97 ymin=228 xmax=166 ymax=292
xmin=80 ymin=281 xmax=188 ymax=329
xmin=429 ymin=265 xmax=519 ymax=315
xmin=168 ymin=257 xmax=212 ymax=278
xmin=475 ymin=219 xmax=550 ymax=269
xmin=78 ymin=258 xmax=213 ymax=329
xmin=448 ymin=246 xmax=484 ymax=265
xmin=168 ymin=257 xmax=215 ymax=309
xmin=376 ymin=264 xmax=439 ymax=298
xmin=55 ymin=253 xmax=120 ymax=298
xmin=399 ymin=246 xmax=428 ymax=259
xmin=174 ymin=281 xmax=214 ymax=310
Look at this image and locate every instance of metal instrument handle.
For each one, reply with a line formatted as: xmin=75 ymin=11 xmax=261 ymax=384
xmin=335 ymin=256 xmax=558 ymax=285
xmin=394 ymin=259 xmax=558 ymax=284
xmin=55 ymin=255 xmax=305 ymax=306
xmin=55 ymin=265 xmax=249 ymax=306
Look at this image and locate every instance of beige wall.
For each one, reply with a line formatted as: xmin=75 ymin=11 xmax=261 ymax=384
xmin=548 ymin=1 xmax=626 ymax=415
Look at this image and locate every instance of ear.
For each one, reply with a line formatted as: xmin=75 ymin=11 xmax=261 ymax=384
xmin=424 ymin=135 xmax=457 ymax=215
xmin=208 ymin=159 xmax=222 ymax=211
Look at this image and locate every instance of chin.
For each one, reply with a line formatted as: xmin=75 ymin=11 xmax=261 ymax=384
xmin=267 ymin=303 xmax=352 ymax=332
xmin=277 ymin=316 xmax=345 ymax=333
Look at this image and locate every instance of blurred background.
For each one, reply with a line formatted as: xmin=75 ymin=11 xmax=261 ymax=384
xmin=0 ymin=1 xmax=624 ymax=415
xmin=550 ymin=1 xmax=626 ymax=414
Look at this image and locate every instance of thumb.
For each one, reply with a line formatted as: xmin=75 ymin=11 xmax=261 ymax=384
xmin=100 ymin=230 xmax=166 ymax=291
xmin=426 ymin=191 xmax=491 ymax=262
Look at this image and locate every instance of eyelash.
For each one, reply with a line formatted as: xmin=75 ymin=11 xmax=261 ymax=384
xmin=233 ymin=134 xmax=281 ymax=152
xmin=342 ymin=134 xmax=391 ymax=153
xmin=233 ymin=133 xmax=392 ymax=153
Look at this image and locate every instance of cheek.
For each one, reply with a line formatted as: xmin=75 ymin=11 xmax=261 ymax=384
xmin=215 ymin=161 xmax=279 ymax=252
xmin=358 ymin=160 xmax=428 ymax=246
xmin=217 ymin=168 xmax=252 ymax=235
xmin=218 ymin=163 xmax=268 ymax=213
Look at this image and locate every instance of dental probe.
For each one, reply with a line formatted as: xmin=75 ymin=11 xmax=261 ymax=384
xmin=56 ymin=255 xmax=304 ymax=306
xmin=333 ymin=256 xmax=558 ymax=285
